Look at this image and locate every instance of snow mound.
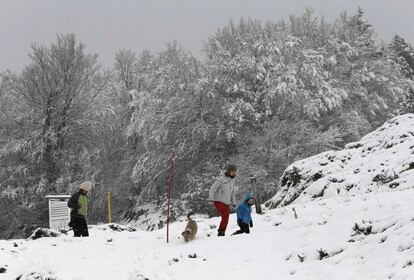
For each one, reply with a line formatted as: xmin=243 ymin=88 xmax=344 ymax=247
xmin=266 ymin=114 xmax=414 ymax=209
xmin=27 ymin=228 xmax=62 ymax=241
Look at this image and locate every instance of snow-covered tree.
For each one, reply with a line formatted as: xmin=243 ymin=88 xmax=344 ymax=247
xmin=114 ymin=49 xmax=138 ymax=90
xmin=12 ymin=34 xmax=100 ymax=188
xmin=390 ymin=35 xmax=414 ymax=79
xmin=127 ymin=43 xmax=206 ymax=202
xmin=389 ymin=35 xmax=414 ymax=113
xmin=0 ymin=34 xmax=106 ymax=238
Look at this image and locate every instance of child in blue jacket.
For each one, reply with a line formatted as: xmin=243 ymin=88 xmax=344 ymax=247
xmin=232 ymin=193 xmax=254 ymax=235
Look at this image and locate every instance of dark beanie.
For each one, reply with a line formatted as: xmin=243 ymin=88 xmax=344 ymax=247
xmin=225 ymin=164 xmax=237 ymax=173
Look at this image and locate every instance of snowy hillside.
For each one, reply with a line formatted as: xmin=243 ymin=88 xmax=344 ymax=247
xmin=266 ymin=114 xmax=414 ymax=209
xmin=1 ymin=188 xmax=414 ymax=280
xmin=2 ymin=114 xmax=414 ymax=280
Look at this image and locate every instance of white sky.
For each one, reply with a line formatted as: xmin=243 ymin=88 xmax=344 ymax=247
xmin=0 ymin=0 xmax=413 ymax=72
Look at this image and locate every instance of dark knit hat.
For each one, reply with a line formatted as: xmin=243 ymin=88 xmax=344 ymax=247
xmin=224 ymin=164 xmax=237 ymax=173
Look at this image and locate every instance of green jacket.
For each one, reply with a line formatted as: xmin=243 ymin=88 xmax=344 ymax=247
xmin=77 ymin=194 xmax=88 ymax=217
xmin=68 ymin=191 xmax=88 ymax=218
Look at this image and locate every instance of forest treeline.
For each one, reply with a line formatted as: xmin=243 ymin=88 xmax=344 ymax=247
xmin=1 ymin=9 xmax=413 ymax=238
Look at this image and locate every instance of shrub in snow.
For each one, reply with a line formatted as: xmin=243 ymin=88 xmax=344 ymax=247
xmin=321 ymin=248 xmax=344 ymax=260
xmin=403 ymin=261 xmax=413 ymax=268
xmin=352 ymin=221 xmax=373 ymax=236
xmin=135 ymin=276 xmax=149 ymax=280
xmin=168 ymin=258 xmax=180 ymax=265
xmin=108 ymin=223 xmax=137 ymax=232
xmin=372 ymin=169 xmax=398 ymax=184
xmin=16 ymin=272 xmax=57 ymax=280
xmin=93 ymin=223 xmax=137 ymax=232
xmin=317 ymin=249 xmax=329 ymax=260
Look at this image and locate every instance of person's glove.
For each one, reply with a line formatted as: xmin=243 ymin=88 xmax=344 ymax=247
xmin=250 ymin=221 xmax=253 ymax=228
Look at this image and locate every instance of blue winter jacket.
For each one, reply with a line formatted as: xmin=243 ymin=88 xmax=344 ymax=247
xmin=236 ymin=193 xmax=253 ymax=224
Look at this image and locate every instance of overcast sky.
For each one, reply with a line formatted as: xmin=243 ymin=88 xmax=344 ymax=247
xmin=1 ymin=0 xmax=413 ymax=72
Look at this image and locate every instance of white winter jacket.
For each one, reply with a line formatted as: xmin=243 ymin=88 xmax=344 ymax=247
xmin=208 ymin=174 xmax=237 ymax=205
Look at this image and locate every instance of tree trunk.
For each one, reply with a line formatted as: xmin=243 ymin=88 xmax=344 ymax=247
xmin=43 ymin=98 xmax=58 ymax=190
xmin=250 ymin=177 xmax=263 ymax=214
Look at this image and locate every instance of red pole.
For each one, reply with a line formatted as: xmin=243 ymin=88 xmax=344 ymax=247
xmin=166 ymin=150 xmax=175 ymax=243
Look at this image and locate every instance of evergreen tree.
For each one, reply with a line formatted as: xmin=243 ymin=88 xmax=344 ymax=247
xmin=390 ymin=35 xmax=414 ymax=79
xmin=389 ymin=35 xmax=414 ymax=113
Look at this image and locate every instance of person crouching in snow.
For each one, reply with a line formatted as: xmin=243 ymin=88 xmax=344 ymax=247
xmin=68 ymin=181 xmax=92 ymax=237
xmin=232 ymin=193 xmax=254 ymax=235
xmin=208 ymin=164 xmax=237 ymax=236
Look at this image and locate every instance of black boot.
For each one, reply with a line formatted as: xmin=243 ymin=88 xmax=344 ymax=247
xmin=218 ymin=230 xmax=225 ymax=236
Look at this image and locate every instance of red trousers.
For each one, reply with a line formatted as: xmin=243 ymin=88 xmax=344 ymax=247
xmin=214 ymin=201 xmax=230 ymax=232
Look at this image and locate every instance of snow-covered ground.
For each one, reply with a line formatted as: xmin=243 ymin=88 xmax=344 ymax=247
xmin=1 ymin=188 xmax=414 ymax=280
xmin=2 ymin=114 xmax=414 ymax=280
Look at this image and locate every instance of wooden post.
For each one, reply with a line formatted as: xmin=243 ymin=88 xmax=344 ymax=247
xmin=107 ymin=192 xmax=112 ymax=224
xmin=166 ymin=151 xmax=176 ymax=243
xmin=250 ymin=177 xmax=263 ymax=214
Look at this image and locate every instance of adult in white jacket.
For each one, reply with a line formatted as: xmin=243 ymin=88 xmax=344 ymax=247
xmin=208 ymin=164 xmax=237 ymax=236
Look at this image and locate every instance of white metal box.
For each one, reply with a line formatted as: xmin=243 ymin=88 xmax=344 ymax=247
xmin=46 ymin=195 xmax=71 ymax=231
